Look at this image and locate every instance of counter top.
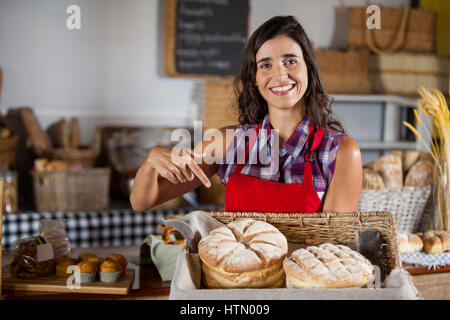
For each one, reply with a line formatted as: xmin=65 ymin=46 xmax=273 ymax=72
xmin=1 ymin=246 xmax=170 ymax=300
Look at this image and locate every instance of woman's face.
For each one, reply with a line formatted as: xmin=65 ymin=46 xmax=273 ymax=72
xmin=255 ymin=34 xmax=308 ymax=111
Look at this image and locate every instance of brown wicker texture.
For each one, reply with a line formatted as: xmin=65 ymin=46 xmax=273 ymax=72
xmin=32 ymin=167 xmax=111 ymax=213
xmin=315 ymin=50 xmax=372 ymax=94
xmin=205 ymin=211 xmax=401 ymax=276
xmin=203 ymin=80 xmax=239 ymax=130
xmin=368 ymin=52 xmax=450 ymax=96
xmin=347 ymin=6 xmax=436 ymax=54
xmin=49 ymin=130 xmax=101 ymax=168
xmin=358 ymin=186 xmax=433 ymax=234
xmin=0 ymin=134 xmax=17 ymax=169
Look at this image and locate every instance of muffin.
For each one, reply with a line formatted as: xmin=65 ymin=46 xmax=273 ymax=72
xmin=99 ymin=260 xmax=122 ymax=283
xmin=87 ymin=256 xmax=104 ymax=267
xmin=105 ymin=254 xmax=127 ymax=273
xmin=78 ymin=252 xmax=97 ymax=262
xmin=55 ymin=257 xmax=78 ymax=277
xmin=75 ymin=261 xmax=98 ymax=283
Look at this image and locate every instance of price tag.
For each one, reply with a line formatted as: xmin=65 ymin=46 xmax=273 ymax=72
xmin=34 ymin=236 xmax=54 ymax=262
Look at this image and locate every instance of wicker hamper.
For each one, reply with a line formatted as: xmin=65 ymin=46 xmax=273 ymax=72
xmin=358 ymin=186 xmax=434 ymax=233
xmin=0 ymin=115 xmax=18 ymax=169
xmin=32 ymin=167 xmax=111 ymax=213
xmin=315 ymin=50 xmax=372 ymax=94
xmin=347 ymin=6 xmax=436 ymax=54
xmin=169 ymin=211 xmax=422 ymax=299
xmin=368 ymin=53 xmax=450 ymax=96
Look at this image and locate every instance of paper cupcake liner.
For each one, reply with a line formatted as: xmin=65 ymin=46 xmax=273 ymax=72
xmin=99 ymin=271 xmax=122 ymax=283
xmin=75 ymin=271 xmax=97 ymax=284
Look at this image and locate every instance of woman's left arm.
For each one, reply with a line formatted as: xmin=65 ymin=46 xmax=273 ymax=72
xmin=322 ymin=136 xmax=362 ymax=212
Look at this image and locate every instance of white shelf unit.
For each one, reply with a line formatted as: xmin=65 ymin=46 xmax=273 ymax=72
xmin=332 ymin=94 xmax=420 ymax=151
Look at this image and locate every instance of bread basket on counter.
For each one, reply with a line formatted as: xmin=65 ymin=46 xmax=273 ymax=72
xmin=169 ymin=211 xmax=422 ymax=300
xmin=358 ymin=186 xmax=433 ymax=234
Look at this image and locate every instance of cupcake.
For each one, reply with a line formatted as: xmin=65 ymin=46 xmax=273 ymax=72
xmin=87 ymin=256 xmax=104 ymax=267
xmin=79 ymin=252 xmax=97 ymax=262
xmin=99 ymin=260 xmax=122 ymax=283
xmin=75 ymin=261 xmax=98 ymax=283
xmin=105 ymin=254 xmax=127 ymax=273
xmin=55 ymin=257 xmax=78 ymax=277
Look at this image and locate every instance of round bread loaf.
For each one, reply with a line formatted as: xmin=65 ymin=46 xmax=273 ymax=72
xmin=283 ymin=243 xmax=375 ymax=288
xmin=198 ymin=219 xmax=288 ymax=289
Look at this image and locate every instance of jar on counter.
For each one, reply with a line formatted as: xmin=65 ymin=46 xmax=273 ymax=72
xmin=0 ymin=170 xmax=18 ymax=214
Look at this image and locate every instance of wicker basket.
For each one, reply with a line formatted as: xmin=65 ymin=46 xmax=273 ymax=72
xmin=205 ymin=211 xmax=401 ymax=276
xmin=315 ymin=49 xmax=372 ymax=94
xmin=368 ymin=52 xmax=450 ymax=96
xmin=347 ymin=6 xmax=436 ymax=54
xmin=203 ymin=80 xmax=239 ymax=130
xmin=32 ymin=167 xmax=111 ymax=213
xmin=49 ymin=130 xmax=102 ymax=168
xmin=0 ymin=115 xmax=18 ymax=169
xmin=358 ymin=186 xmax=433 ymax=233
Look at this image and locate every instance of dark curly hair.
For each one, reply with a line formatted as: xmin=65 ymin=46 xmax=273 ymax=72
xmin=233 ymin=15 xmax=345 ymax=133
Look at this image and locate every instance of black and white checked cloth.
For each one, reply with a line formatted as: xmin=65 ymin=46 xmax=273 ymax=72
xmin=1 ymin=204 xmax=222 ymax=250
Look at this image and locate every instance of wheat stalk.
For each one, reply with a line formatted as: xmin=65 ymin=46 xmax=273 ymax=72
xmin=403 ymin=86 xmax=450 ymax=231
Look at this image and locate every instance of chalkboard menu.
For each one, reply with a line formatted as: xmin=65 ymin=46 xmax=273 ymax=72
xmin=165 ymin=0 xmax=250 ymax=77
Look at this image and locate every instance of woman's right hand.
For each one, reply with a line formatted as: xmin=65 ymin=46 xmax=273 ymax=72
xmin=145 ymin=145 xmax=211 ymax=188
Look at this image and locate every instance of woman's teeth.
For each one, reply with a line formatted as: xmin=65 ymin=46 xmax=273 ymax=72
xmin=271 ymin=84 xmax=295 ymax=92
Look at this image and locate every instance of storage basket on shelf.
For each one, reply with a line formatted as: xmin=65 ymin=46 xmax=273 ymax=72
xmin=358 ymin=186 xmax=433 ymax=234
xmin=347 ymin=5 xmax=436 ymax=54
xmin=368 ymin=53 xmax=450 ymax=96
xmin=49 ymin=130 xmax=102 ymax=168
xmin=314 ymin=49 xmax=372 ymax=94
xmin=0 ymin=115 xmax=18 ymax=169
xmin=32 ymin=167 xmax=111 ymax=213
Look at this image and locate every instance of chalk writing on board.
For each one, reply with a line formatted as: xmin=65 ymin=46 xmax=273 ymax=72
xmin=172 ymin=0 xmax=249 ymax=76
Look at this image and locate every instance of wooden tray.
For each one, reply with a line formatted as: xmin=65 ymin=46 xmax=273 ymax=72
xmin=403 ymin=263 xmax=450 ymax=275
xmin=2 ymin=269 xmax=134 ymax=295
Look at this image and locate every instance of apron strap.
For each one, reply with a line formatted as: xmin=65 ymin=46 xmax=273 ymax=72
xmin=303 ymin=121 xmax=325 ymax=187
xmin=235 ymin=122 xmax=263 ymax=174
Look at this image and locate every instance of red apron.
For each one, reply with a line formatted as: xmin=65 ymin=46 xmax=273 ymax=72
xmin=225 ymin=120 xmax=325 ymax=213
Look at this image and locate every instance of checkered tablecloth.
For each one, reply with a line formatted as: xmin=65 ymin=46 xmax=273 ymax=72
xmin=1 ymin=204 xmax=222 ymax=250
xmin=401 ymin=251 xmax=450 ymax=269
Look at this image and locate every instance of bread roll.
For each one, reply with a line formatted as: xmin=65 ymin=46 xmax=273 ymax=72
xmin=433 ymin=231 xmax=450 ymax=252
xmin=423 ymin=232 xmax=443 ymax=254
xmin=390 ymin=150 xmax=403 ymax=160
xmin=404 ymin=159 xmax=434 ymax=187
xmin=198 ymin=219 xmax=288 ymax=289
xmin=403 ymin=150 xmax=420 ymax=173
xmin=374 ymin=154 xmax=403 ymax=188
xmin=363 ymin=162 xmax=375 ymax=170
xmin=362 ymin=168 xmax=386 ymax=190
xmin=397 ymin=233 xmax=423 ymax=253
xmin=283 ymin=243 xmax=374 ymax=288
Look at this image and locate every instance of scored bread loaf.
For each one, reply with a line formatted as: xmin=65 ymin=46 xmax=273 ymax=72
xmin=397 ymin=233 xmax=423 ymax=253
xmin=198 ymin=219 xmax=288 ymax=289
xmin=283 ymin=243 xmax=375 ymax=288
xmin=404 ymin=159 xmax=434 ymax=187
xmin=374 ymin=154 xmax=403 ymax=188
xmin=362 ymin=168 xmax=386 ymax=190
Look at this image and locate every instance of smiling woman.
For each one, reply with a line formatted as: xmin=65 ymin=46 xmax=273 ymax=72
xmin=130 ymin=15 xmax=362 ymax=214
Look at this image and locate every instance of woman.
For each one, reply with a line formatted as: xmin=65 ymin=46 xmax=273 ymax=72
xmin=130 ymin=16 xmax=362 ymax=213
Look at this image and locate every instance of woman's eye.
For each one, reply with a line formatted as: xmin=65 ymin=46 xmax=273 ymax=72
xmin=259 ymin=63 xmax=271 ymax=70
xmin=285 ymin=59 xmax=297 ymax=66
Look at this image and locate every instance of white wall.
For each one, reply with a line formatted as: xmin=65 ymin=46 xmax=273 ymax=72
xmin=0 ymin=0 xmax=409 ymax=153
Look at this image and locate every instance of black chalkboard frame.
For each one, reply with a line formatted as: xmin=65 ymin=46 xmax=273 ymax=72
xmin=164 ymin=0 xmax=250 ymax=78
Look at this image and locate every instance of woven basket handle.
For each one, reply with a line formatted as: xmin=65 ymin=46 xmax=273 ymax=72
xmin=364 ymin=4 xmax=410 ymax=54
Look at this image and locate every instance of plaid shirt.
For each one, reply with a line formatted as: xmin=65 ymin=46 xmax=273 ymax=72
xmin=217 ymin=113 xmax=345 ymax=201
